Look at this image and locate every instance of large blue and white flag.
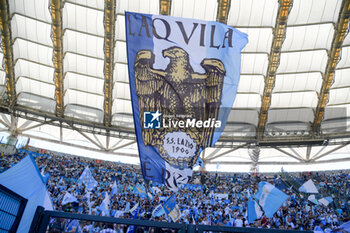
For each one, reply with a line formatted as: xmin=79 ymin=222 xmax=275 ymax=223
xmin=247 ymin=199 xmax=263 ymax=223
xmin=298 ymin=179 xmax=318 ymax=193
xmin=78 ymin=167 xmax=98 ymax=191
xmin=0 ymin=155 xmax=53 ymax=233
xmin=126 ymin=12 xmax=248 ymax=191
xmin=318 ymin=196 xmax=333 ymax=206
xmin=255 ymin=182 xmax=289 ymax=218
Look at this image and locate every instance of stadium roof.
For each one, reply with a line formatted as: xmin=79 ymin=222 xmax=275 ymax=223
xmin=1 ymin=0 xmax=350 ymax=170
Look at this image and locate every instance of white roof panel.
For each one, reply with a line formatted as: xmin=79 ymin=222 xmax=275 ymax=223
xmin=240 ymin=28 xmax=273 ymax=53
xmin=271 ymin=92 xmax=318 ymax=108
xmin=17 ymin=93 xmax=55 ymax=113
xmin=337 ymin=46 xmax=350 ymax=68
xmin=112 ymin=99 xmax=133 ymax=115
xmin=233 ymin=93 xmax=261 ymax=108
xmin=114 ymin=41 xmax=127 ymax=64
xmin=14 ymin=59 xmax=54 ymax=84
xmin=333 ymin=68 xmax=350 ymax=88
xmin=114 ymin=64 xmax=129 ymax=83
xmin=0 ymin=71 xmax=6 ymax=86
xmin=68 ymin=0 xmax=104 ymax=11
xmin=9 ymin=0 xmax=51 ymax=23
xmin=65 ymin=105 xmax=104 ymax=124
xmin=63 ymin=2 xmax=104 ymax=36
xmin=117 ymin=0 xmax=159 ymax=15
xmin=113 ymin=82 xmax=131 ymax=100
xmin=171 ymin=0 xmax=217 ymax=21
xmin=64 ymin=89 xmax=104 ymax=110
xmin=11 ymin=14 xmax=52 ymax=47
xmin=278 ymin=50 xmax=328 ymax=73
xmin=64 ymin=72 xmax=104 ymax=95
xmin=241 ymin=53 xmax=268 ymax=75
xmin=63 ymin=53 xmax=104 ymax=78
xmin=228 ymin=0 xmax=278 ymax=27
xmin=237 ymin=75 xmax=264 ymax=95
xmin=329 ymin=87 xmax=350 ymax=105
xmin=282 ymin=24 xmax=334 ymax=51
xmin=288 ymin=0 xmax=342 ymax=25
xmin=227 ymin=109 xmax=259 ymax=126
xmin=16 ymin=77 xmax=55 ymax=99
xmin=274 ymin=72 xmax=323 ymax=93
xmin=267 ymin=108 xmax=314 ymax=124
xmin=115 ymin=15 xmax=126 ymax=41
xmin=63 ymin=29 xmax=104 ymax=59
xmin=13 ymin=39 xmax=53 ymax=67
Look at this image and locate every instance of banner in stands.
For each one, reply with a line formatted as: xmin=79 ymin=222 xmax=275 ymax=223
xmin=0 ymin=155 xmax=53 ymax=232
xmin=126 ymin=12 xmax=248 ymax=190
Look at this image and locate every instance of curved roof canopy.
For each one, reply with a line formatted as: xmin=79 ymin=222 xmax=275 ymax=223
xmin=1 ymin=0 xmax=350 ymax=169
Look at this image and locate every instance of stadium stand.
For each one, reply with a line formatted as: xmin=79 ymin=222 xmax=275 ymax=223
xmin=0 ymin=147 xmax=349 ymax=232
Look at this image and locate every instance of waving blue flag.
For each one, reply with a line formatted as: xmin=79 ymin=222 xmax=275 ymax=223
xmin=162 ymin=195 xmax=176 ymax=214
xmin=126 ymin=12 xmax=248 ymax=191
xmin=133 ymin=184 xmax=147 ymax=198
xmin=247 ymin=198 xmax=263 ymax=223
xmin=255 ymin=182 xmax=289 ymax=218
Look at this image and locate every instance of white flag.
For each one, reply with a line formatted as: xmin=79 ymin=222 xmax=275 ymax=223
xmin=318 ymin=197 xmax=333 ymax=206
xmin=130 ymin=203 xmax=139 ymax=215
xmin=62 ymin=192 xmax=78 ymax=205
xmin=298 ymin=179 xmax=318 ymax=193
xmin=308 ymin=194 xmax=318 ymax=205
xmin=78 ymin=167 xmax=98 ymax=191
xmin=152 ymin=203 xmax=165 ymax=217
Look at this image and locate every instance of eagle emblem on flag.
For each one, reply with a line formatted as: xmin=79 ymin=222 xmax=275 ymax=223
xmin=134 ymin=46 xmax=225 ymax=168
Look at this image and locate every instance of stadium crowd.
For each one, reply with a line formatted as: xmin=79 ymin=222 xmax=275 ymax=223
xmin=0 ymin=147 xmax=349 ymax=232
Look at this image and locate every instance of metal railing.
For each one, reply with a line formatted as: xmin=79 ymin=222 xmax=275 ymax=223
xmin=29 ymin=206 xmax=313 ymax=233
xmin=0 ymin=184 xmax=27 ymax=233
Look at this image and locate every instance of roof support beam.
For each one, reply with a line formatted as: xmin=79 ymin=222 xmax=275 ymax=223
xmin=109 ymin=140 xmax=136 ymax=152
xmin=22 ymin=133 xmax=138 ymax=158
xmin=159 ymin=0 xmax=172 ymax=15
xmin=306 ymin=145 xmax=312 ymax=161
xmin=311 ymin=141 xmax=350 ymax=161
xmin=103 ymin=0 xmax=116 ymax=127
xmin=205 ymin=143 xmax=248 ymax=162
xmin=0 ymin=0 xmax=16 ymax=108
xmin=312 ymin=0 xmax=350 ymax=133
xmin=50 ymin=0 xmax=64 ymax=118
xmin=273 ymin=146 xmax=304 ymax=162
xmin=206 ymin=157 xmax=350 ymax=165
xmin=216 ymin=0 xmax=231 ymax=24
xmin=257 ymin=0 xmax=293 ymax=138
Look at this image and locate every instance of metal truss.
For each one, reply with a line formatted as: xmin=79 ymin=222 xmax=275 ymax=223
xmin=257 ymin=0 xmax=293 ymax=138
xmin=0 ymin=0 xmax=15 ymax=108
xmin=217 ymin=0 xmax=231 ymax=24
xmin=160 ymin=0 xmax=172 ymax=15
xmin=103 ymin=0 xmax=116 ymax=127
xmin=313 ymin=0 xmax=350 ymax=133
xmin=50 ymin=0 xmax=65 ymax=118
